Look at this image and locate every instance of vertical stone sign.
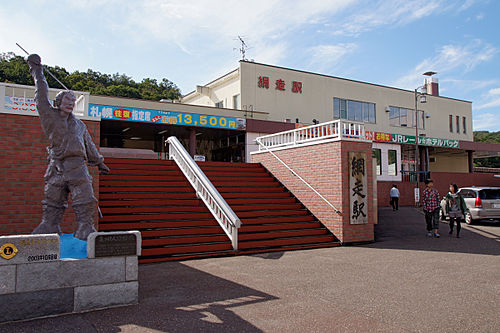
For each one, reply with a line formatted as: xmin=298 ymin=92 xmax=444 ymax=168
xmin=349 ymin=152 xmax=368 ymax=224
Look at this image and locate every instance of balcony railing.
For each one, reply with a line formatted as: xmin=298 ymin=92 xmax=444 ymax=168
xmin=257 ymin=119 xmax=366 ymax=152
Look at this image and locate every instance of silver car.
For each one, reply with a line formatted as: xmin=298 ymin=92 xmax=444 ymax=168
xmin=440 ymin=187 xmax=500 ymax=224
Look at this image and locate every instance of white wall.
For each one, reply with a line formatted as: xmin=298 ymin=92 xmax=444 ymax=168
xmin=239 ymin=62 xmax=473 ymax=142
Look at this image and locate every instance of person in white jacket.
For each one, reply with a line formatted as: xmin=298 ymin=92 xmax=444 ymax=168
xmin=389 ymin=184 xmax=400 ymax=211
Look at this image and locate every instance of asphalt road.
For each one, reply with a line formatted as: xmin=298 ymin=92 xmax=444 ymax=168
xmin=1 ymin=207 xmax=499 ymax=333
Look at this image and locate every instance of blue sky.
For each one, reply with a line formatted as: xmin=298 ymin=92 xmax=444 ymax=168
xmin=1 ymin=0 xmax=499 ymax=131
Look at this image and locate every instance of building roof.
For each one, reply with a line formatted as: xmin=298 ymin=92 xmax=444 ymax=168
xmin=459 ymin=140 xmax=500 ymax=152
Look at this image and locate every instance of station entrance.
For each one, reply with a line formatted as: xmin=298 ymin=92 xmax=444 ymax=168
xmin=100 ymin=120 xmax=246 ymax=162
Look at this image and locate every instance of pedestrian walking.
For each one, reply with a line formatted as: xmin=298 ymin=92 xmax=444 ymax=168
xmin=444 ymin=184 xmax=468 ymax=238
xmin=389 ymin=184 xmax=400 ymax=211
xmin=422 ymin=179 xmax=441 ymax=238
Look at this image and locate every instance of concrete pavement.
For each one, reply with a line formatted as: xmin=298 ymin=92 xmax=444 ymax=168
xmin=1 ymin=207 xmax=499 ymax=332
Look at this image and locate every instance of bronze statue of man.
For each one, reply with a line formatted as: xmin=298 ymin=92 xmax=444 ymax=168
xmin=27 ymin=54 xmax=109 ymax=240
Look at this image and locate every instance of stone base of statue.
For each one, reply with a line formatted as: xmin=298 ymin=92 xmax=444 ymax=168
xmin=0 ymin=231 xmax=141 ymax=323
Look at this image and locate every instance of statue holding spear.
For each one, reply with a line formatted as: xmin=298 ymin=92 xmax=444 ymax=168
xmin=22 ymin=48 xmax=109 ymax=240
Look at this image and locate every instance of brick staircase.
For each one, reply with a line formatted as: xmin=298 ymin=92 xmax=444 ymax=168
xmin=98 ymin=158 xmax=339 ymax=263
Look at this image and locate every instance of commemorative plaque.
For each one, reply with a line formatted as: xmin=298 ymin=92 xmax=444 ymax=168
xmin=87 ymin=231 xmax=141 ymax=258
xmin=0 ymin=234 xmax=60 ymax=265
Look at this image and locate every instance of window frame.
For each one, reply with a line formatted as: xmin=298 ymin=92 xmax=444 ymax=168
xmin=333 ymin=97 xmax=376 ymax=124
xmin=388 ymin=149 xmax=398 ymax=176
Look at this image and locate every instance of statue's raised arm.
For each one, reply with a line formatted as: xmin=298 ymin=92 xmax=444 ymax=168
xmin=27 ymin=54 xmax=52 ymax=116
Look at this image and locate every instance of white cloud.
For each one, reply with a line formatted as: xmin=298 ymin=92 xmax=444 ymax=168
xmin=488 ymin=87 xmax=500 ymax=95
xmin=458 ymin=0 xmax=480 ymax=12
xmin=393 ymin=39 xmax=497 ymax=91
xmin=100 ymin=0 xmax=356 ymax=63
xmin=472 ymin=112 xmax=500 ymax=131
xmin=475 ymin=87 xmax=500 ymax=110
xmin=331 ymin=0 xmax=445 ymax=36
xmin=308 ymin=43 xmax=357 ymax=71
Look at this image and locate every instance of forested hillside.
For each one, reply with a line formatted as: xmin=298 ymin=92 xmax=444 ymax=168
xmin=0 ymin=52 xmax=181 ymax=101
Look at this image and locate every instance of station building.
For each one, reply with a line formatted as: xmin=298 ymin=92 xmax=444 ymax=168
xmin=1 ymin=61 xmax=499 ymax=249
xmin=1 ymin=61 xmax=499 ymax=207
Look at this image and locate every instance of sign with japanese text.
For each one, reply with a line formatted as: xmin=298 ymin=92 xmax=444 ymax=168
xmin=89 ymin=104 xmax=246 ymax=130
xmin=390 ymin=133 xmax=459 ymax=148
xmin=349 ymin=152 xmax=368 ymax=225
xmin=365 ymin=130 xmax=459 ymax=148
xmin=4 ymin=96 xmax=37 ymax=113
xmin=3 ymin=95 xmax=91 ymax=119
xmin=257 ymin=76 xmax=302 ymax=94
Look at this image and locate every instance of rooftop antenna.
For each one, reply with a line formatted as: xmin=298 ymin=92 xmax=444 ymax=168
xmin=235 ymin=36 xmax=249 ymax=61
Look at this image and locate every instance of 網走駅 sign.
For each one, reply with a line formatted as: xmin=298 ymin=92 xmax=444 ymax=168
xmin=89 ymin=104 xmax=246 ymax=130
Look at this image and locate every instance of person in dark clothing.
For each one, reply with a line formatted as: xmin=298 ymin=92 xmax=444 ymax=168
xmin=422 ymin=179 xmax=441 ymax=238
xmin=444 ymin=184 xmax=468 ymax=238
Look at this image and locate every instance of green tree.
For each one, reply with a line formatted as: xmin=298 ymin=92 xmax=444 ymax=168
xmin=0 ymin=52 xmax=181 ymax=101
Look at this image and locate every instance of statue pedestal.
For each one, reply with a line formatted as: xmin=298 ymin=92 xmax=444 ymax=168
xmin=0 ymin=232 xmax=141 ymax=323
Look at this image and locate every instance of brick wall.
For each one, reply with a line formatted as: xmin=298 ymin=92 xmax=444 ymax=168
xmin=0 ymin=113 xmax=101 ymax=236
xmin=377 ymin=172 xmax=500 ymax=207
xmin=252 ymin=140 xmax=374 ymax=243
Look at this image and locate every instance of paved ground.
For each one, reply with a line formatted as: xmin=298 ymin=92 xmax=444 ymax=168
xmin=1 ymin=207 xmax=499 ymax=333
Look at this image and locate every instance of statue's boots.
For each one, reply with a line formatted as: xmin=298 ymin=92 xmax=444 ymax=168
xmin=73 ymin=203 xmax=97 ymax=240
xmin=32 ymin=205 xmax=64 ymax=235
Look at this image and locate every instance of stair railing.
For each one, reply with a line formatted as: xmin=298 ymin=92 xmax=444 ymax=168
xmin=253 ymin=120 xmax=365 ymax=216
xmin=167 ymin=136 xmax=241 ymax=250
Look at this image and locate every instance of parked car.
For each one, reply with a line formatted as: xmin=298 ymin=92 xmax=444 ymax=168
xmin=439 ymin=187 xmax=500 ymax=224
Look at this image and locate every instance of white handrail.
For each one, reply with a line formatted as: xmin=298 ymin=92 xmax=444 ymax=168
xmin=167 ymin=136 xmax=241 ymax=250
xmin=255 ymin=137 xmax=342 ymax=216
xmin=257 ymin=119 xmax=366 ymax=151
xmin=253 ymin=120 xmax=365 ymax=216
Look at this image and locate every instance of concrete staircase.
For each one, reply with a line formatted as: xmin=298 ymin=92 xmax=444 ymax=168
xmin=98 ymin=158 xmax=339 ymax=263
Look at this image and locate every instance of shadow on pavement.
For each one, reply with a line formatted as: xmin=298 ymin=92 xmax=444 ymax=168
xmin=367 ymin=206 xmax=500 ymax=256
xmin=0 ymin=262 xmax=278 ymax=333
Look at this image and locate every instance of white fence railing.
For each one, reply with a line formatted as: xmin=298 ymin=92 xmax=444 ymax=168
xmin=257 ymin=119 xmax=366 ymax=151
xmin=167 ymin=136 xmax=241 ymax=250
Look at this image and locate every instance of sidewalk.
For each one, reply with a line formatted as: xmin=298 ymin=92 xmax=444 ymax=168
xmin=1 ymin=207 xmax=499 ymax=332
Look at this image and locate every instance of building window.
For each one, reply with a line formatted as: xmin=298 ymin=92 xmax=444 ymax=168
xmin=373 ymin=148 xmax=382 ymax=175
xmin=388 ymin=149 xmax=397 ymax=176
xmin=389 ymin=106 xmax=424 ymax=129
xmin=449 ymin=115 xmax=453 ymax=133
xmin=463 ymin=116 xmax=467 ymax=134
xmin=232 ymin=94 xmax=240 ymax=110
xmin=215 ymin=101 xmax=224 ymax=108
xmin=456 ymin=115 xmax=460 ymax=133
xmin=333 ymin=98 xmax=375 ymax=123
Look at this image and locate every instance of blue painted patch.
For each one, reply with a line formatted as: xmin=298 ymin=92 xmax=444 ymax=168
xmin=60 ymin=234 xmax=87 ymax=259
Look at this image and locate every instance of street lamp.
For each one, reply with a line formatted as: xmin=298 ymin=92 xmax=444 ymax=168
xmin=414 ymin=71 xmax=436 ymax=205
